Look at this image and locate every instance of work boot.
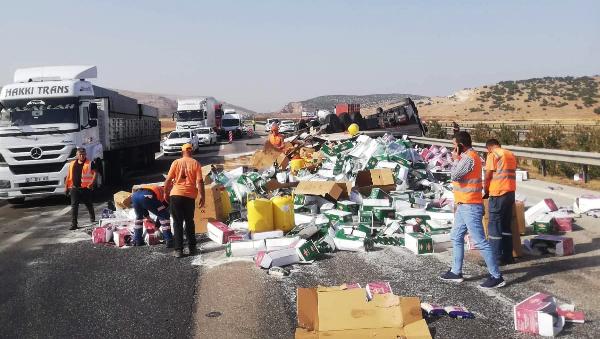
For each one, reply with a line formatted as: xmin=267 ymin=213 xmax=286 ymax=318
xmin=69 ymin=224 xmax=78 ymax=230
xmin=133 ymin=228 xmax=144 ymax=246
xmin=162 ymin=230 xmax=174 ymax=248
xmin=173 ymin=249 xmax=184 ymax=258
xmin=188 ymin=245 xmax=199 ymax=256
xmin=165 ymin=240 xmax=174 ymax=248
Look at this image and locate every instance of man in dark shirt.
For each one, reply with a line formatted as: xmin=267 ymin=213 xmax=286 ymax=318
xmin=65 ymin=148 xmax=96 ymax=230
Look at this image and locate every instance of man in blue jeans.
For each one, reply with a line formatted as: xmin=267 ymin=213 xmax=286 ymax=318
xmin=440 ymin=132 xmax=505 ymax=289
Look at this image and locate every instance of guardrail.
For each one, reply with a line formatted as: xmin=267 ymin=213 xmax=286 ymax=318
xmin=409 ymin=136 xmax=600 ymax=182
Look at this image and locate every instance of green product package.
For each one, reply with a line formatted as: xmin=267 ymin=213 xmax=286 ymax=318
xmin=337 ymin=200 xmax=359 ymax=215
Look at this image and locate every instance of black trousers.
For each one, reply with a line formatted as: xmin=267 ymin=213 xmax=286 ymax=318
xmin=488 ymin=191 xmax=515 ymax=263
xmin=70 ymin=187 xmax=95 ymax=226
xmin=170 ymin=195 xmax=196 ymax=250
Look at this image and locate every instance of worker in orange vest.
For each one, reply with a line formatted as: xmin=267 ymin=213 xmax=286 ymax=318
xmin=440 ymin=132 xmax=505 ymax=289
xmin=65 ymin=147 xmax=96 ymax=230
xmin=164 ymin=143 xmax=205 ymax=258
xmin=268 ymin=123 xmax=284 ymax=151
xmin=484 ymin=139 xmax=517 ymax=265
xmin=131 ymin=184 xmax=174 ymax=247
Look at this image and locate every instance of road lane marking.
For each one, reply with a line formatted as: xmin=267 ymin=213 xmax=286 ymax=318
xmin=52 ymin=206 xmax=72 ymax=217
xmin=0 ymin=231 xmax=33 ymax=253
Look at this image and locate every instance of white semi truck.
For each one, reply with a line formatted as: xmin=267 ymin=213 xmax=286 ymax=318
xmin=0 ymin=65 xmax=161 ymax=203
xmin=221 ymin=108 xmax=243 ymax=138
xmin=174 ymin=97 xmax=223 ymax=131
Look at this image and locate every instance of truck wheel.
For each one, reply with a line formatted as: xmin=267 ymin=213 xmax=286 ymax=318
xmin=7 ymin=197 xmax=25 ymax=205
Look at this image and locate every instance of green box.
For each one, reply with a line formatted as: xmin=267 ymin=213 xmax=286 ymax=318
xmin=333 ymin=159 xmax=345 ymax=175
xmin=366 ymin=157 xmax=379 ymax=170
xmin=323 ymin=209 xmax=353 ymax=223
xmin=369 ymin=188 xmax=387 ymax=199
xmin=293 ymin=194 xmax=306 ymax=205
xmin=373 ymin=207 xmax=396 ymax=222
xmin=296 ymin=240 xmax=320 ymax=261
xmin=405 ymin=233 xmax=434 ymax=254
xmin=374 ymin=235 xmax=404 ymax=247
xmin=388 ymin=154 xmax=411 ymax=167
xmin=316 ymin=235 xmax=336 ymax=253
xmin=335 ymin=141 xmax=355 ymax=153
xmin=337 ymin=200 xmax=359 ymax=215
xmin=533 ymin=221 xmax=555 ymax=234
xmin=321 ymin=144 xmax=336 ymax=157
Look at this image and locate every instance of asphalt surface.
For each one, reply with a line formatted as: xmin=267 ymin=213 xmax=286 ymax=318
xmin=1 ymin=132 xmax=599 ymax=338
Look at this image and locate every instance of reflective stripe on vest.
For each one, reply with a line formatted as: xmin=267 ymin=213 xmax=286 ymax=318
xmin=141 ymin=185 xmax=165 ymax=202
xmin=66 ymin=160 xmax=95 ymax=189
xmin=489 ymin=148 xmax=516 ymax=196
xmin=452 ymin=150 xmax=483 ymax=204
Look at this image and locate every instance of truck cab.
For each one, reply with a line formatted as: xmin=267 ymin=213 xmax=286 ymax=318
xmin=0 ymin=66 xmax=100 ymax=202
xmin=174 ymin=97 xmax=217 ymax=131
xmin=220 ymin=109 xmax=243 ymax=138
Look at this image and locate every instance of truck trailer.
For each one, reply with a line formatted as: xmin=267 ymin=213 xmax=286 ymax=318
xmin=0 ymin=65 xmax=161 ymax=203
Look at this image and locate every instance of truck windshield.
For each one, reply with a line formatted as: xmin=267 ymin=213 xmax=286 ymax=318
xmin=222 ymin=119 xmax=240 ymax=127
xmin=169 ymin=131 xmax=191 ymax=139
xmin=176 ymin=110 xmax=205 ymax=122
xmin=0 ymin=97 xmax=78 ymax=126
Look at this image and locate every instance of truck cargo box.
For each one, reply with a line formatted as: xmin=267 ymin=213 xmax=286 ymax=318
xmin=93 ymin=86 xmax=139 ymax=115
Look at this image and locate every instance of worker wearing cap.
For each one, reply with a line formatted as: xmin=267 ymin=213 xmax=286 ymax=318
xmin=131 ymin=184 xmax=174 ymax=247
xmin=484 ymin=138 xmax=517 ymax=265
xmin=164 ymin=143 xmax=205 ymax=258
xmin=440 ymin=131 xmax=504 ymax=289
xmin=269 ymin=123 xmax=284 ymax=151
xmin=65 ymin=147 xmax=96 ymax=230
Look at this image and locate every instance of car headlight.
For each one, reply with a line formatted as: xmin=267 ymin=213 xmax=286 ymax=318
xmin=0 ymin=180 xmax=11 ymax=189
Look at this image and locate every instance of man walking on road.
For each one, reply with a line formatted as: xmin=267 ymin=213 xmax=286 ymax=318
xmin=440 ymin=132 xmax=505 ymax=289
xmin=164 ymin=143 xmax=205 ymax=258
xmin=65 ymin=148 xmax=96 ymax=230
xmin=131 ymin=184 xmax=174 ymax=248
xmin=484 ymin=139 xmax=517 ymax=265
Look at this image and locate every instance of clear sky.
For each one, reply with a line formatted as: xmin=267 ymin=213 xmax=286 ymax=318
xmin=0 ymin=0 xmax=598 ymax=112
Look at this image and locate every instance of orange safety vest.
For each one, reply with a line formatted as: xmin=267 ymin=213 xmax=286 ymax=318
xmin=489 ymin=148 xmax=517 ymax=196
xmin=66 ymin=159 xmax=95 ymax=189
xmin=141 ymin=185 xmax=166 ymax=203
xmin=452 ymin=149 xmax=483 ymax=204
xmin=269 ymin=133 xmax=283 ymax=148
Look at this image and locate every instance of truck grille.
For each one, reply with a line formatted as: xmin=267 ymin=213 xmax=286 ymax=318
xmin=14 ymin=154 xmax=61 ymax=161
xmin=8 ymin=145 xmax=65 ymax=153
xmin=9 ymin=162 xmax=65 ymax=175
xmin=17 ymin=181 xmax=60 ymax=188
xmin=20 ymin=187 xmax=56 ymax=194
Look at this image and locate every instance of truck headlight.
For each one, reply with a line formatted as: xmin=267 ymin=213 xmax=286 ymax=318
xmin=0 ymin=180 xmax=11 ymax=189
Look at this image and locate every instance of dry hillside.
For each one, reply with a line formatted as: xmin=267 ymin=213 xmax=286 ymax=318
xmin=417 ymin=76 xmax=600 ymax=123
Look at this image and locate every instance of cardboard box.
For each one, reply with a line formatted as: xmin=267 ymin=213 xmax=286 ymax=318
xmin=482 ymin=200 xmax=524 ymax=257
xmin=295 ymin=286 xmax=431 ymax=338
xmin=336 ymin=200 xmax=359 ymax=215
xmin=92 ymin=226 xmax=114 ymax=244
xmin=533 ymin=214 xmax=556 ymax=234
xmin=372 ymin=207 xmax=396 ymax=222
xmin=113 ymin=191 xmax=132 ymax=210
xmin=207 ymin=221 xmax=235 ymax=245
xmin=514 ymin=293 xmax=565 ymax=337
xmin=255 ymin=248 xmax=299 ymax=268
xmin=194 ymin=183 xmax=224 ymax=233
xmin=530 ymin=235 xmax=574 ymax=256
xmin=405 ymin=233 xmax=433 ymax=255
xmin=365 ymin=281 xmax=393 ymax=301
xmin=295 ymin=239 xmax=320 ymax=262
xmin=252 ymin=230 xmax=284 ymax=240
xmin=525 ymin=199 xmax=558 ymax=225
xmin=294 ymin=181 xmax=348 ymax=201
xmin=226 ymin=239 xmax=266 ymax=257
xmin=334 ymin=231 xmax=373 ymax=252
xmin=144 ymin=230 xmax=160 ymax=245
xmin=114 ymin=228 xmax=131 ymax=247
xmin=355 ymin=169 xmax=396 ymax=195
xmin=265 ymin=236 xmax=300 ymax=251
xmin=361 ymin=199 xmax=392 ymax=211
xmin=323 ymin=209 xmax=353 ymax=223
xmin=374 ymin=235 xmax=404 ymax=247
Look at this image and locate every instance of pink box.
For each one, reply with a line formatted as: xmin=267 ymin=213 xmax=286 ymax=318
xmin=514 ymin=293 xmax=565 ymax=336
xmin=145 ymin=230 xmax=160 ymax=245
xmin=114 ymin=228 xmax=132 ymax=247
xmin=365 ymin=281 xmax=393 ymax=300
xmin=531 ymin=235 xmax=574 ymax=256
xmin=207 ymin=221 xmax=235 ymax=245
xmin=554 ymin=217 xmax=573 ymax=232
xmin=92 ymin=226 xmax=114 ymax=244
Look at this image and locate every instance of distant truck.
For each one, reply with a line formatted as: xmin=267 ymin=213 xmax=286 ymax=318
xmin=174 ymin=97 xmax=223 ymax=131
xmin=334 ymin=103 xmax=360 ymax=117
xmin=220 ymin=109 xmax=243 ymax=138
xmin=0 ymin=65 xmax=160 ymax=203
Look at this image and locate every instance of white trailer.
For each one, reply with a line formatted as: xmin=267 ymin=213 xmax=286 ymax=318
xmin=174 ymin=97 xmax=219 ymax=131
xmin=0 ymin=65 xmax=160 ymax=203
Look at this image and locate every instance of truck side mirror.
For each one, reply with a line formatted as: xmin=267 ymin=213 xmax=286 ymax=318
xmin=89 ymin=103 xmax=98 ymax=119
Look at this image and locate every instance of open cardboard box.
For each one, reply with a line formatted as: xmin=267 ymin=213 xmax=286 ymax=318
xmin=355 ymin=169 xmax=396 ymax=196
xmin=295 ymin=286 xmax=431 ymax=338
xmin=294 ymin=181 xmax=349 ymax=201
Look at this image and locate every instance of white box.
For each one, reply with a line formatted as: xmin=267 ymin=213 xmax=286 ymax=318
xmin=251 ymin=230 xmax=284 ymax=240
xmin=254 ymin=248 xmax=299 ymax=268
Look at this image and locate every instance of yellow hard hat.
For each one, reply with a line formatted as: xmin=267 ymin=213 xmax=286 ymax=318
xmin=348 ymin=123 xmax=359 ymax=136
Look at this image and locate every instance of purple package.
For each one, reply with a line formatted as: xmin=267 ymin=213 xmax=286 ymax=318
xmin=445 ymin=306 xmax=475 ymax=319
xmin=421 ymin=303 xmax=446 ymax=316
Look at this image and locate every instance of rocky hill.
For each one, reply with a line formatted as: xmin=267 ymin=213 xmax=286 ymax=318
xmin=418 ymin=76 xmax=600 ymax=122
xmin=279 ymin=93 xmax=428 ymax=115
xmin=114 ymin=89 xmax=257 ymax=117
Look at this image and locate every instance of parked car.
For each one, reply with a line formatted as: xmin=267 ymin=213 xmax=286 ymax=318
xmin=194 ymin=127 xmax=218 ymax=145
xmin=265 ymin=118 xmax=280 ymax=133
xmin=162 ymin=130 xmax=199 ymax=155
xmin=279 ymin=120 xmax=296 ymax=133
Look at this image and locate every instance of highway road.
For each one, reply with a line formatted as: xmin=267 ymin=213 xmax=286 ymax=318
xmin=1 ymin=133 xmax=599 ymax=338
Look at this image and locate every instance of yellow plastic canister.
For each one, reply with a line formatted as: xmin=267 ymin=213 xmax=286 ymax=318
xmin=220 ymin=189 xmax=232 ymax=220
xmin=290 ymin=158 xmax=305 ymax=173
xmin=247 ymin=196 xmax=274 ymax=232
xmin=271 ymin=195 xmax=295 ymax=232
